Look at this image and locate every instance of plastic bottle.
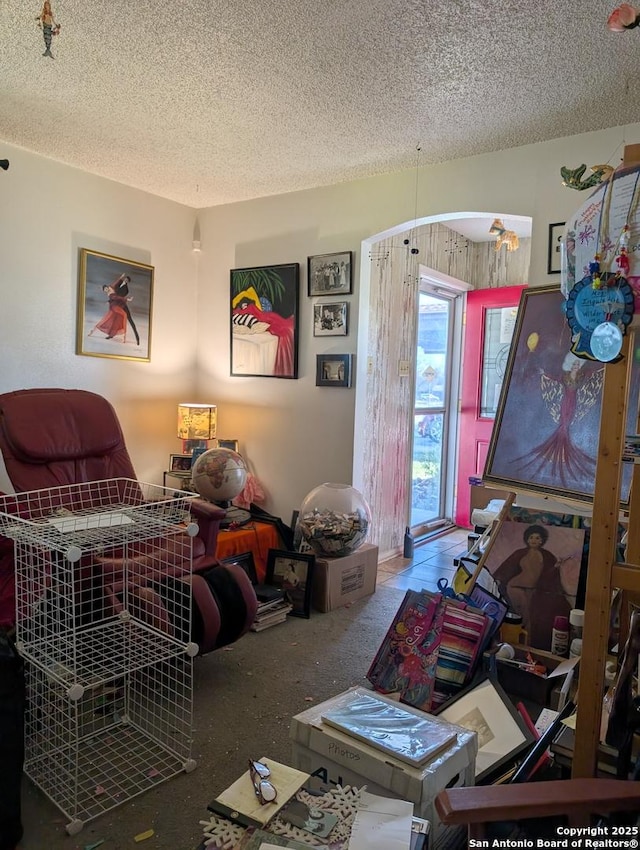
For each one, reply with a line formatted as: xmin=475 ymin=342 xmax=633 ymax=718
xmin=569 ymin=638 xmax=583 ymax=659
xmin=569 ymin=608 xmax=584 ymax=644
xmin=500 ymin=612 xmax=528 ymax=645
xmin=403 ymin=526 xmax=414 ymax=559
xmin=551 ymin=615 xmax=570 ymax=657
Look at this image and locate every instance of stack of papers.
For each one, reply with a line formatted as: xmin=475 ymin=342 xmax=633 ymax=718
xmin=348 ymin=791 xmax=414 ymax=850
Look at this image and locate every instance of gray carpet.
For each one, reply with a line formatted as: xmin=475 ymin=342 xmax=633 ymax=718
xmin=19 ymin=584 xmax=407 ymax=850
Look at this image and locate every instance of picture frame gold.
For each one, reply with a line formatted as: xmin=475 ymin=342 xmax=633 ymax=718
xmin=76 ymin=248 xmax=154 ymax=362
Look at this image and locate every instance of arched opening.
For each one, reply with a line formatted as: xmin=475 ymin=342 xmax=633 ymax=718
xmin=353 ymin=212 xmax=532 ymax=559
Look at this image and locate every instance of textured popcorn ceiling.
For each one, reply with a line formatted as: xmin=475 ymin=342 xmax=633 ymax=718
xmin=2 ymin=1 xmax=639 ymax=208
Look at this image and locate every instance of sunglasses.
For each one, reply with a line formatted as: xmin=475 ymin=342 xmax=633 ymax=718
xmin=248 ymin=759 xmax=277 ymax=805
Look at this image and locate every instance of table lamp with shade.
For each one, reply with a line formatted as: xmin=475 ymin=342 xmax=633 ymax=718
xmin=177 ymin=402 xmax=217 ymax=455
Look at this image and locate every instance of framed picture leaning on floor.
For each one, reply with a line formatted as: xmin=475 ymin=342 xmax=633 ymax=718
xmin=266 ymin=549 xmax=315 ymax=618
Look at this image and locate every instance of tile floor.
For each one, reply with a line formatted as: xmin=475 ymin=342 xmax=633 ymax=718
xmin=377 ymin=526 xmax=471 ymax=593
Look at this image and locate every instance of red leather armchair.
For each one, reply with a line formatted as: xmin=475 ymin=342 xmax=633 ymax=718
xmin=0 ymin=388 xmax=257 ymax=650
xmin=0 ymin=387 xmax=224 ymax=568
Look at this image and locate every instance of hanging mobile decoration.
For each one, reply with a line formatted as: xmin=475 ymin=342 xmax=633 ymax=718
xmin=565 ymin=273 xmax=634 ymax=360
xmin=591 ymin=320 xmax=624 ymax=362
xmin=564 ymin=170 xmax=640 ymax=361
xmin=35 ymin=1 xmax=61 ymax=59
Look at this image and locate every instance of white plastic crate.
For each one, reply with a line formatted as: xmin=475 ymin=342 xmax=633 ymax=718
xmin=0 ymin=479 xmax=199 ymax=834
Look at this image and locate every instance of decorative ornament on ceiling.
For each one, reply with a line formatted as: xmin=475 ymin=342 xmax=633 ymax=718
xmin=36 ymin=1 xmax=61 ymax=59
xmin=488 ymin=219 xmax=519 ymax=252
xmin=607 ymin=3 xmax=640 ymax=31
xmin=560 ymin=163 xmax=614 ymax=190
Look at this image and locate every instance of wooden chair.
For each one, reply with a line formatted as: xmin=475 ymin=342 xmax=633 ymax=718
xmin=435 ymin=779 xmax=640 ymax=841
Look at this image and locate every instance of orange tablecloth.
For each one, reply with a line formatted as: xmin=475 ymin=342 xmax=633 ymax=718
xmin=215 ymin=521 xmax=281 ymax=583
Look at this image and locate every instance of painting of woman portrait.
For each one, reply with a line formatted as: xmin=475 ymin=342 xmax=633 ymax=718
xmin=485 ymin=520 xmax=585 ymax=651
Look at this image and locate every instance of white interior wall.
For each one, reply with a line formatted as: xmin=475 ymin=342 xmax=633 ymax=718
xmin=197 ymin=124 xmax=638 ymax=527
xmin=0 ymin=124 xmax=637 ymax=535
xmin=0 ymin=144 xmax=199 ymax=490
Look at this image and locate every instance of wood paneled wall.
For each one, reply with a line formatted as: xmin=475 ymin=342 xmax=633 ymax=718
xmin=361 ymin=223 xmax=530 ymax=556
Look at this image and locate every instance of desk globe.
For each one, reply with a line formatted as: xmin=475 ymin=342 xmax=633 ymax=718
xmin=298 ymin=483 xmax=371 ymax=557
xmin=191 ymin=447 xmax=251 ymax=528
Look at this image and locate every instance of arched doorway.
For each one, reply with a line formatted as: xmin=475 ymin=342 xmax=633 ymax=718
xmin=353 ymin=213 xmax=531 ymax=557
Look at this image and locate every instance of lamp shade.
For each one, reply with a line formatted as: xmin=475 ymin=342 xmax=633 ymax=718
xmin=177 ymin=403 xmax=217 ymax=440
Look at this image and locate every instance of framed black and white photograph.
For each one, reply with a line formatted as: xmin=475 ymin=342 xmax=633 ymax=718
xmin=220 ymin=551 xmax=258 ymax=585
xmin=313 ymin=301 xmax=348 ymax=337
xmin=308 ymin=251 xmax=353 ymax=296
xmin=266 ymin=549 xmax=315 ymax=618
xmin=434 ymin=676 xmax=535 ymax=783
xmin=169 ymin=453 xmax=193 ymax=472
xmin=77 ymin=248 xmax=154 ymax=362
xmin=547 ymin=222 xmax=565 ymax=275
xmin=316 ymin=353 xmax=352 ymax=387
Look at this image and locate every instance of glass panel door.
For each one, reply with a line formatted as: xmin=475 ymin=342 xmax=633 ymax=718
xmin=411 ymin=289 xmax=454 ymax=531
xmin=480 ymin=305 xmax=518 ymax=417
xmin=454 ymin=285 xmax=526 ymax=528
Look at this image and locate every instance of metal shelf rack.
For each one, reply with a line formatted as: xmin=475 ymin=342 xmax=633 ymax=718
xmin=0 ymin=479 xmax=198 ymax=835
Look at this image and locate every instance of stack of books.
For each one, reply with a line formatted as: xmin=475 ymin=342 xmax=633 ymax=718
xmin=251 ymin=585 xmax=292 ymax=631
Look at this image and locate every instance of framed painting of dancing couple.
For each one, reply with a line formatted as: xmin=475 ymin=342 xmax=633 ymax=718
xmin=76 ymin=248 xmax=154 ymax=362
xmin=484 ymin=284 xmax=639 ymax=504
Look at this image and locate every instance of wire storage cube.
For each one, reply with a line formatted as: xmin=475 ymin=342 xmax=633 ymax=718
xmin=0 ymin=479 xmax=199 ymax=835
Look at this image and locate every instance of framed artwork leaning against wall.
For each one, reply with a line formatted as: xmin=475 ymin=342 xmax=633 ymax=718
xmin=483 ymin=284 xmax=639 ymax=504
xmin=266 ymin=549 xmax=315 ymax=618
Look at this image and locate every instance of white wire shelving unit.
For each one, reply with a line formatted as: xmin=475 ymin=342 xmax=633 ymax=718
xmin=0 ymin=479 xmax=199 ymax=835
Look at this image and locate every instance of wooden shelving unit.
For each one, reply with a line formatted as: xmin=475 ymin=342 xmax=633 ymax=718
xmin=573 ymin=332 xmax=640 ymax=776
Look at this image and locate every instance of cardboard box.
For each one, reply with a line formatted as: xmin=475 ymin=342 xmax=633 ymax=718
xmin=469 ymin=484 xmax=513 ymax=529
xmin=485 ymin=645 xmax=579 ymax=707
xmin=289 ymin=686 xmax=477 ymax=848
xmin=312 ymin=543 xmax=378 ymax=612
